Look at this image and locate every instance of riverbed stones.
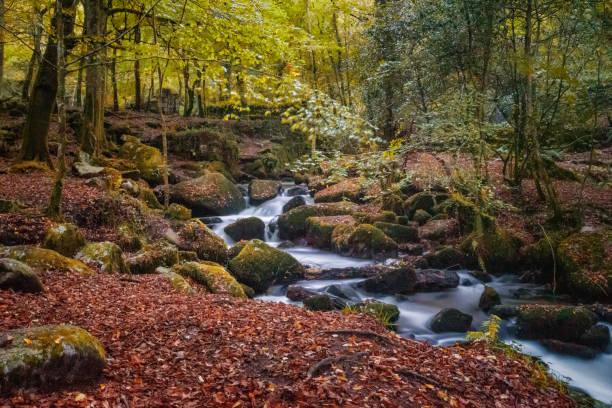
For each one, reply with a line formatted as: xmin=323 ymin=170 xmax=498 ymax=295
xmin=373 ymin=222 xmax=418 ymax=243
xmin=354 ymin=300 xmax=400 ymax=323
xmin=286 ymin=185 xmax=309 ymax=196
xmin=224 ymin=217 xmax=265 ymax=241
xmin=419 ymin=218 xmax=459 ymax=242
xmin=413 ymin=209 xmax=432 ymax=225
xmin=164 ymin=203 xmax=192 ymax=221
xmin=430 ymin=308 xmax=473 ymax=333
xmin=0 ymin=325 xmax=106 ymax=394
xmin=286 ymin=285 xmax=318 ymax=301
xmin=0 ymin=245 xmax=93 ymax=275
xmin=404 ymin=192 xmax=435 ymax=218
xmin=282 ymin=196 xmax=305 ymax=213
xmin=479 ymin=286 xmax=501 ymax=311
xmin=303 ymin=295 xmax=335 ymax=311
xmin=0 ymin=258 xmax=43 ymax=293
xmin=125 ymin=241 xmax=179 ymax=274
xmin=422 ymin=246 xmax=465 ymax=269
xmin=515 ymin=305 xmax=598 ymax=343
xmin=314 ymin=178 xmax=362 ymax=203
xmin=331 ymin=224 xmax=398 ymax=260
xmin=278 ymin=203 xmax=356 ymax=240
xmin=176 ymin=219 xmax=228 ymax=264
xmin=248 ymin=179 xmax=281 ymax=205
xmin=172 ymin=261 xmax=246 ymax=298
xmin=42 ymin=223 xmax=85 ymax=257
xmin=414 ymin=269 xmax=459 ymax=292
xmin=76 ymin=242 xmax=129 ymax=274
xmin=171 ymin=172 xmax=245 ymax=215
xmin=305 ymin=215 xmax=356 ymax=249
xmin=358 ymin=265 xmax=417 ymax=294
xmin=118 ymin=135 xmax=164 ymax=185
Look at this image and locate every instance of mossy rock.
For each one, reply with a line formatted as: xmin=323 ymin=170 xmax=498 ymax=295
xmin=430 ymin=308 xmax=472 ymax=333
xmin=404 ymin=192 xmax=435 ymax=218
xmin=76 ymin=242 xmax=129 ymax=274
xmin=305 ymin=215 xmax=356 ymax=249
xmin=381 ymin=194 xmax=404 ymax=215
xmin=118 ymin=135 xmax=164 ymax=185
xmin=516 ymin=305 xmax=598 ymax=342
xmin=442 ymin=194 xmax=495 ymax=235
xmin=0 ymin=325 xmax=105 ymax=394
xmin=303 ymin=295 xmax=335 ymax=311
xmin=373 ymin=222 xmax=418 ymax=244
xmin=224 ymin=217 xmax=265 ymax=241
xmin=412 ymin=209 xmax=432 ymax=226
xmin=423 ymin=246 xmax=465 ymax=269
xmin=0 ymin=199 xmax=23 ymax=213
xmin=579 ymin=325 xmax=610 ymax=351
xmin=278 ymin=203 xmax=355 ymax=240
xmin=460 ymin=228 xmax=522 ymax=275
xmin=172 ymin=261 xmax=246 ymax=298
xmin=358 ymin=266 xmax=417 ymax=294
xmin=227 ymin=240 xmax=249 ymax=260
xmin=314 ymin=178 xmax=362 ymax=203
xmin=178 ymin=250 xmax=199 ymax=263
xmin=525 ymin=232 xmax=567 ymax=275
xmin=7 ymin=160 xmax=52 ymax=175
xmin=478 ymin=286 xmax=501 ymax=311
xmin=353 ymin=211 xmax=397 ymax=224
xmin=419 ymin=219 xmax=458 ymax=242
xmin=354 ymin=300 xmax=400 ymax=323
xmin=165 ymin=203 xmax=192 ymax=221
xmin=248 ymin=180 xmax=281 ymax=205
xmin=0 ymin=258 xmax=43 ymax=293
xmin=42 ymin=223 xmax=85 ymax=257
xmin=228 ymin=239 xmax=304 ymax=293
xmin=240 ymin=283 xmax=255 ymax=298
xmin=331 ymin=224 xmax=398 ymax=260
xmin=138 ymin=187 xmax=163 ymax=209
xmin=177 ymin=219 xmax=228 ymax=264
xmin=557 ymin=230 xmax=611 ymax=302
xmin=282 ymin=196 xmax=306 ymax=213
xmin=0 ymin=246 xmax=93 ymax=275
xmin=126 ymin=241 xmax=179 ymax=274
xmin=163 ymin=271 xmax=195 ymax=294
xmin=171 ymin=172 xmax=245 ymax=216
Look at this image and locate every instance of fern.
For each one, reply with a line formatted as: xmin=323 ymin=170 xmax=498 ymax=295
xmin=466 ymin=314 xmax=501 ymax=344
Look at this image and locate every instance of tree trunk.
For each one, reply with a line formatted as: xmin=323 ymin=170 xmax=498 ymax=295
xmin=156 ymin=64 xmax=169 ymax=209
xmin=74 ymin=55 xmax=84 ymax=106
xmin=0 ymin=0 xmax=4 ymax=98
xmin=133 ymin=23 xmax=142 ymax=110
xmin=111 ymin=48 xmax=119 ymax=111
xmin=183 ymin=63 xmax=192 ymax=116
xmin=20 ymin=0 xmax=75 ymax=164
xmin=304 ymin=0 xmax=317 ymax=89
xmin=22 ymin=9 xmax=45 ymax=102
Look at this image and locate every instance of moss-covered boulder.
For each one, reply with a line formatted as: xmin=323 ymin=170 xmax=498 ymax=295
xmin=171 ymin=173 xmax=245 ymax=216
xmin=303 ymin=295 xmax=335 ymax=311
xmin=0 ymin=199 xmax=23 ymax=213
xmin=227 ymin=240 xmax=249 ymax=260
xmin=414 ymin=269 xmax=460 ymax=292
xmin=278 ymin=203 xmax=356 ymax=240
xmin=430 ymin=308 xmax=472 ymax=333
xmin=314 ymin=178 xmax=362 ymax=203
xmin=404 ymin=192 xmax=435 ymax=218
xmin=76 ymin=242 xmax=129 ymax=274
xmin=381 ymin=194 xmax=404 ymax=215
xmin=248 ymin=180 xmax=281 ymax=205
xmin=0 ymin=246 xmax=93 ymax=275
xmin=173 ymin=261 xmax=246 ymax=298
xmin=0 ymin=325 xmax=105 ymax=394
xmin=126 ymin=241 xmax=179 ymax=274
xmin=224 ymin=217 xmax=265 ymax=241
xmin=461 ymin=228 xmax=522 ymax=275
xmin=282 ymin=196 xmax=306 ymax=213
xmin=118 ymin=135 xmax=164 ymax=185
xmin=423 ymin=246 xmax=465 ymax=269
xmin=557 ymin=230 xmax=611 ymax=301
xmin=177 ymin=219 xmax=228 ymax=264
xmin=163 ymin=271 xmax=195 ymax=294
xmin=228 ymin=239 xmax=304 ymax=293
xmin=42 ymin=223 xmax=85 ymax=257
xmin=0 ymin=258 xmax=43 ymax=293
xmin=478 ymin=286 xmax=501 ymax=311
xmin=373 ymin=222 xmax=418 ymax=244
xmin=305 ymin=215 xmax=356 ymax=249
xmin=138 ymin=186 xmax=163 ymax=209
xmin=413 ymin=209 xmax=432 ymax=225
xmin=419 ymin=219 xmax=459 ymax=242
xmin=331 ymin=224 xmax=398 ymax=260
xmin=516 ymin=305 xmax=598 ymax=343
xmin=165 ymin=203 xmax=192 ymax=221
xmin=579 ymin=325 xmax=610 ymax=351
xmin=358 ymin=265 xmax=417 ymax=294
xmin=441 ymin=195 xmax=495 ymax=235
xmin=353 ymin=300 xmax=400 ymax=323
xmin=353 ymin=211 xmax=397 ymax=225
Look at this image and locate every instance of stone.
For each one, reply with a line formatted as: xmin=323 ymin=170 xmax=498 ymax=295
xmin=430 ymin=308 xmax=473 ymax=333
xmin=539 ymin=339 xmax=597 ymax=359
xmin=224 ymin=217 xmax=265 ymax=241
xmin=460 ymin=228 xmax=522 ymax=275
xmin=0 ymin=246 xmax=93 ymax=275
xmin=314 ymin=178 xmax=362 ymax=203
xmin=414 ymin=269 xmax=459 ymax=292
xmin=479 ymin=286 xmax=501 ymax=311
xmin=171 ymin=173 xmax=245 ymax=215
xmin=126 ymin=241 xmax=179 ymax=274
xmin=413 ymin=209 xmax=432 ymax=225
xmin=163 ymin=271 xmax=195 ymax=294
xmin=373 ymin=222 xmax=418 ymax=243
xmin=0 ymin=325 xmax=105 ymax=394
xmin=578 ymin=324 xmax=610 ymax=351
xmin=419 ymin=218 xmax=459 ymax=241
xmin=278 ymin=203 xmax=356 ymax=240
xmin=172 ymin=261 xmax=246 ymax=298
xmin=248 ymin=179 xmax=281 ymax=205
xmin=287 ymin=285 xmax=318 ymax=301
xmin=303 ymin=295 xmax=335 ymax=311
xmin=118 ymin=135 xmax=164 ymax=185
xmin=423 ymin=246 xmax=465 ymax=269
xmin=0 ymin=258 xmax=43 ymax=293
xmin=176 ymin=219 xmax=228 ymax=264
xmin=354 ymin=300 xmax=400 ymax=323
xmin=42 ymin=223 xmax=85 ymax=257
xmin=286 ymin=185 xmax=309 ymax=196
xmin=358 ymin=266 xmax=417 ymax=294
xmin=201 ymin=216 xmax=223 ymax=226
xmin=516 ymin=305 xmax=598 ymax=343
xmin=0 ymin=199 xmax=23 ymax=213
xmin=165 ymin=203 xmax=192 ymax=221
xmin=488 ymin=305 xmax=518 ymax=319
xmin=282 ymin=196 xmax=306 ymax=213
xmin=331 ymin=224 xmax=398 ymax=260
xmin=277 ymin=240 xmax=295 ymax=249
xmin=404 ymin=192 xmax=435 ymax=218
xmin=305 ymin=215 xmax=356 ymax=249
xmin=76 ymin=242 xmax=129 ymax=274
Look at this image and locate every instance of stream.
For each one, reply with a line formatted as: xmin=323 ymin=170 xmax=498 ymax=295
xmin=208 ymin=183 xmax=612 ymax=403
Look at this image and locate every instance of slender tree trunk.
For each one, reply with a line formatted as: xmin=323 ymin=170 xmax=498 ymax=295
xmin=304 ymin=0 xmax=317 ymax=89
xmin=134 ymin=23 xmax=142 ymax=110
xmin=0 ymin=0 xmax=4 ymax=98
xmin=156 ymin=63 xmax=169 ymax=209
xmin=183 ymin=62 xmax=192 ymax=116
xmin=111 ymin=48 xmax=119 ymax=111
xmin=332 ymin=11 xmax=346 ymax=105
xmin=197 ymin=68 xmax=204 ymax=117
xmin=74 ymin=54 xmax=84 ymax=106
xmin=23 ymin=8 xmax=46 ymax=102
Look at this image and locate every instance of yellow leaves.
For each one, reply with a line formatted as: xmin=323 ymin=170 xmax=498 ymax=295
xmin=24 ymin=338 xmax=32 ymax=345
xmin=268 ymin=383 xmax=276 ymax=390
xmin=54 ymin=336 xmax=63 ymax=344
xmin=353 ymin=385 xmax=363 ymax=390
xmin=296 ymin=321 xmax=303 ymax=329
xmin=232 ymin=402 xmax=242 ymax=408
xmin=337 ymin=375 xmax=347 ymax=381
xmin=74 ymin=392 xmax=87 ymax=402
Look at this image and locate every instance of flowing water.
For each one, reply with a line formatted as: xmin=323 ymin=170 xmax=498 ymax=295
xmin=207 ymin=184 xmax=612 ymax=403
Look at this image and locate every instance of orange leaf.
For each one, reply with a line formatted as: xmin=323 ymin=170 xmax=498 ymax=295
xmin=24 ymin=338 xmax=32 ymax=345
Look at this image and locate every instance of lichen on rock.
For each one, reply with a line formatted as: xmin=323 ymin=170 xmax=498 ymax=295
xmin=173 ymin=261 xmax=246 ymax=298
xmin=42 ymin=223 xmax=85 ymax=257
xmin=76 ymin=241 xmax=129 ymax=274
xmin=0 ymin=245 xmax=93 ymax=275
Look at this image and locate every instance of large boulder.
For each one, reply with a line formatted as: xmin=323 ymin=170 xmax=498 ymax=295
xmin=414 ymin=269 xmax=459 ymax=292
xmin=286 ymin=285 xmax=318 ymax=301
xmin=422 ymin=246 xmax=465 ymax=269
xmin=224 ymin=217 xmax=265 ymax=241
xmin=305 ymin=215 xmax=356 ymax=249
xmin=0 ymin=246 xmax=93 ymax=275
xmin=331 ymin=224 xmax=398 ymax=260
xmin=162 ymin=270 xmax=195 ymax=294
xmin=412 ymin=209 xmax=432 ymax=225
xmin=286 ymin=185 xmax=309 ymax=196
xmin=42 ymin=223 xmax=85 ymax=257
xmin=303 ymin=295 xmax=335 ymax=311
xmin=125 ymin=241 xmax=179 ymax=274
xmin=282 ymin=196 xmax=305 ymax=213
xmin=404 ymin=192 xmax=435 ymax=218
xmin=118 ymin=135 xmax=164 ymax=185
xmin=460 ymin=228 xmax=522 ymax=275
xmin=176 ymin=219 xmax=228 ymax=264
xmin=314 ymin=178 xmax=362 ymax=203
xmin=0 ymin=258 xmax=43 ymax=293
xmin=358 ymin=265 xmax=417 ymax=294
xmin=248 ymin=180 xmax=281 ymax=205
xmin=228 ymin=239 xmax=304 ymax=293
xmin=278 ymin=203 xmax=356 ymax=240
xmin=557 ymin=230 xmax=611 ymax=301
xmin=430 ymin=308 xmax=473 ymax=333
xmin=373 ymin=222 xmax=418 ymax=243
xmin=171 ymin=173 xmax=245 ymax=216
xmin=353 ymin=300 xmax=400 ymax=323
xmin=0 ymin=325 xmax=105 ymax=394
xmin=172 ymin=261 xmax=246 ymax=298
xmin=419 ymin=219 xmax=459 ymax=242
xmin=164 ymin=203 xmax=192 ymax=221
xmin=478 ymin=286 xmax=501 ymax=311
xmin=76 ymin=242 xmax=129 ymax=274
xmin=579 ymin=324 xmax=610 ymax=351
xmin=516 ymin=305 xmax=598 ymax=343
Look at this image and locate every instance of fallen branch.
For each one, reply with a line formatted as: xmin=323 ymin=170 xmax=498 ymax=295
xmin=396 ymin=368 xmax=452 ymax=391
xmin=320 ymin=330 xmax=396 ymax=346
xmin=307 ymin=352 xmax=369 ymax=378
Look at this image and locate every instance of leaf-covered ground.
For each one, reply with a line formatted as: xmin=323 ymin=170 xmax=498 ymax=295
xmin=0 ymin=271 xmax=575 ymax=407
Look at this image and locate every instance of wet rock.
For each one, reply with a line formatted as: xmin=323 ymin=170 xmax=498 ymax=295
xmin=0 ymin=258 xmax=43 ymax=293
xmin=172 ymin=261 xmax=246 ymax=298
xmin=419 ymin=218 xmax=459 ymax=242
xmin=249 ymin=179 xmax=281 ymax=205
xmin=405 ymin=192 xmax=435 ymax=218
xmin=282 ymin=196 xmax=305 ymax=213
xmin=303 ymin=295 xmax=335 ymax=311
xmin=118 ymin=135 xmax=164 ymax=185
xmin=287 ymin=285 xmax=317 ymax=301
xmin=277 ymin=240 xmax=295 ymax=249
xmin=479 ymin=286 xmax=501 ymax=311
xmin=0 ymin=245 xmax=93 ymax=275
xmin=430 ymin=308 xmax=473 ymax=333
xmin=126 ymin=241 xmax=179 ymax=274
xmin=460 ymin=228 xmax=522 ymax=275
xmin=227 ymin=240 xmax=249 ymax=260
xmin=164 ymin=203 xmax=192 ymax=221
xmin=304 ymin=265 xmax=387 ymax=280
xmin=177 ymin=219 xmax=228 ymax=264
xmin=138 ymin=186 xmax=163 ymax=209
xmin=324 ymin=284 xmax=360 ymax=300
xmin=373 ymin=222 xmax=418 ymax=243
xmin=42 ymin=223 xmax=85 ymax=257
xmin=413 ymin=209 xmax=432 ymax=225
xmin=579 ymin=324 xmax=610 ymax=351
xmin=516 ymin=305 xmax=598 ymax=343
xmin=469 ymin=270 xmax=492 ymax=283
xmin=489 ymin=305 xmax=518 ymax=319
xmin=314 ymin=178 xmax=362 ymax=203
xmin=286 ymin=185 xmax=309 ymax=196
xmin=228 ymin=239 xmax=304 ymax=293
xmin=0 ymin=325 xmax=106 ymax=394
xmin=163 ymin=271 xmax=195 ymax=294
xmin=201 ymin=216 xmax=223 ymax=226
xmin=400 ymin=243 xmax=424 ymax=256
xmin=358 ymin=265 xmax=417 ymax=294
xmin=354 ymin=300 xmax=400 ymax=323
xmin=540 ymin=339 xmax=597 ymax=359
xmin=590 ymin=304 xmax=612 ymax=324
xmin=305 ymin=215 xmax=356 ymax=249
xmin=76 ymin=242 xmax=129 ymax=274
xmin=414 ymin=269 xmax=459 ymax=292
xmin=278 ymin=203 xmax=356 ymax=240
xmin=224 ymin=217 xmax=265 ymax=241
xmin=396 ymin=216 xmax=411 ymax=226
xmin=423 ymin=246 xmax=465 ymax=269
xmin=241 ymin=284 xmax=255 ymax=298
xmin=171 ymin=173 xmax=245 ymax=215
xmin=331 ymin=224 xmax=398 ymax=260
xmin=353 ymin=211 xmax=397 ymax=224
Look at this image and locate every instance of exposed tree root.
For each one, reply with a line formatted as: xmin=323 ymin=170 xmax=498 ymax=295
xmin=307 ymin=352 xmax=369 ymax=378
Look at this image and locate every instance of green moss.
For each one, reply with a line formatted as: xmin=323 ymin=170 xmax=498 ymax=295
xmin=381 ymin=194 xmax=404 ymax=215
xmin=42 ymin=223 xmax=85 ymax=257
xmin=228 ymin=239 xmax=304 ymax=293
xmin=444 ymin=194 xmax=495 ymax=235
xmin=461 ymin=228 xmax=522 ymax=275
xmin=424 ymin=246 xmax=465 ymax=269
xmin=353 ymin=211 xmax=397 ymax=224
xmin=138 ymin=187 xmax=163 ymax=210
xmin=479 ymin=286 xmax=501 ymax=311
xmin=305 ymin=215 xmax=355 ymax=249
xmin=177 ymin=219 xmax=228 ymax=264
xmin=303 ymin=295 xmax=335 ymax=311
xmin=126 ymin=241 xmax=179 ymax=274
xmin=7 ymin=161 xmax=52 ymax=174
xmin=516 ymin=305 xmax=597 ymax=342
xmin=0 ymin=245 xmax=93 ymax=275
xmin=353 ymin=300 xmax=400 ymax=325
xmin=165 ymin=203 xmax=192 ymax=221
xmin=373 ymin=222 xmax=418 ymax=244
xmin=0 ymin=258 xmax=44 ymax=293
xmin=404 ymin=192 xmax=435 ymax=218
xmin=412 ymin=209 xmax=432 ymax=225
xmin=314 ymin=178 xmax=362 ymax=203
xmin=172 ymin=261 xmax=246 ymax=298
xmin=228 ymin=240 xmax=249 ymax=260
xmin=179 ymin=250 xmax=199 ymax=263
xmin=224 ymin=217 xmax=265 ymax=241
xmin=118 ymin=136 xmax=164 ymax=185
xmin=240 ymin=283 xmax=255 ymax=298
xmin=76 ymin=242 xmax=129 ymax=274
xmin=278 ymin=203 xmax=356 ymax=240
xmin=163 ymin=271 xmax=195 ymax=294
xmin=331 ymin=224 xmax=398 ymax=260
xmin=0 ymin=199 xmax=23 ymax=213
xmin=171 ymin=172 xmax=245 ymax=215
